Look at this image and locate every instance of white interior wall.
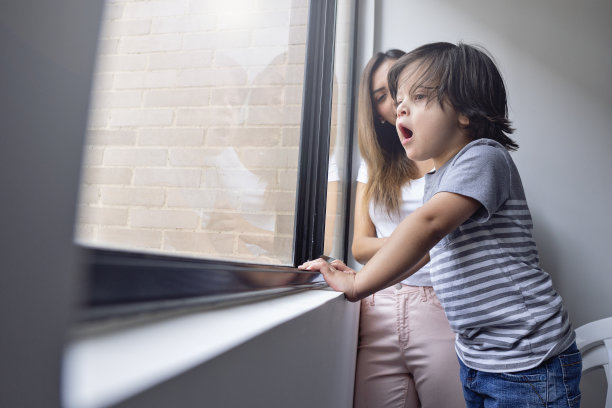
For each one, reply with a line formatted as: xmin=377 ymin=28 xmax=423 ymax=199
xmin=362 ymin=0 xmax=612 ymax=405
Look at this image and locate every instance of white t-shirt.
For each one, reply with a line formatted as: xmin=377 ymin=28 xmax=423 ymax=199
xmin=357 ymin=160 xmax=432 ymax=286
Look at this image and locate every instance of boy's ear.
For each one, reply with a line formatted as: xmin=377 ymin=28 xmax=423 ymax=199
xmin=458 ymin=114 xmax=469 ymax=128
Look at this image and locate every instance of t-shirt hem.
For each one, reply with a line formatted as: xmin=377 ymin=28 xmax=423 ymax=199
xmin=455 ymin=332 xmax=576 ymax=373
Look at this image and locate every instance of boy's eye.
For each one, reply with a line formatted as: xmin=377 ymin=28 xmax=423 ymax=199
xmin=414 ymin=94 xmax=426 ymax=101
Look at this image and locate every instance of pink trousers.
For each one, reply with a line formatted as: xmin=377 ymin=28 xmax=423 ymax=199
xmin=353 ymin=284 xmax=465 ymax=408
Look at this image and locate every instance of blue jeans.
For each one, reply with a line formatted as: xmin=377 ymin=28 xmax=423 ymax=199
xmin=458 ymin=342 xmax=582 ymax=407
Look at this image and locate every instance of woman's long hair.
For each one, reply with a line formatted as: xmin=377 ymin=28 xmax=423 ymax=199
xmin=358 ymin=49 xmax=419 ymax=216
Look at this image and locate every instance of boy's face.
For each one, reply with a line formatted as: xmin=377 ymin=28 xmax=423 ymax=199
xmin=394 ymin=63 xmax=470 ymax=168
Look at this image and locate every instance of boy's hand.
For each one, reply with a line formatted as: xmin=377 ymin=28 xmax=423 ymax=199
xmin=298 ymin=258 xmax=358 ymax=301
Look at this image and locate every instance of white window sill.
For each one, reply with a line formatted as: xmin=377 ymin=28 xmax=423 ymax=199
xmin=62 ymin=288 xmax=342 ymax=408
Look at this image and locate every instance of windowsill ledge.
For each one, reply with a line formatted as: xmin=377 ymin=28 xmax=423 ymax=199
xmin=62 ymin=288 xmax=343 ymax=408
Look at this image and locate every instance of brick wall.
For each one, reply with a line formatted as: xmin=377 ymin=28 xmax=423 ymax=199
xmin=76 ymin=0 xmax=350 ymax=265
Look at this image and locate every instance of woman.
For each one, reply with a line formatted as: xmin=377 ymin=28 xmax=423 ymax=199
xmin=351 ymin=49 xmax=464 ymax=408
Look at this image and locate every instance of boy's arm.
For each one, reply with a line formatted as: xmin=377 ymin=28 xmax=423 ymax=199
xmin=301 ymin=191 xmax=480 ymax=301
xmin=351 ymin=191 xmax=480 ymax=300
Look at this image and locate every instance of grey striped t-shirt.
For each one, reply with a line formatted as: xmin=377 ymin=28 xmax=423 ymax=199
xmin=424 ymin=139 xmax=575 ymax=373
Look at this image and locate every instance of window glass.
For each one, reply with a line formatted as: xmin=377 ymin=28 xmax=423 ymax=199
xmin=76 ymin=0 xmax=311 ymax=265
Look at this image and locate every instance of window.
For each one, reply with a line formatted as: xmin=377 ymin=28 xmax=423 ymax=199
xmin=75 ymin=0 xmax=356 ymax=318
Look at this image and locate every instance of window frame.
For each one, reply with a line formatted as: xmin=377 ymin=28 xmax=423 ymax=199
xmin=79 ymin=0 xmax=347 ymax=321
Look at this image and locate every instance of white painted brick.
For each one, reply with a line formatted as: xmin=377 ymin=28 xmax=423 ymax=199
xmin=216 ymin=47 xmax=287 ymax=68
xmin=123 ymin=0 xmax=189 ymax=19
xmin=96 ymin=54 xmax=148 ymax=72
xmin=168 ymin=148 xmax=220 ymax=167
xmin=91 ymin=72 xmax=115 ymax=91
xmin=252 ymin=27 xmax=290 ymax=47
xmin=104 ymin=20 xmax=151 ymax=37
xmin=97 ymin=38 xmax=120 ymax=55
xmin=289 ymin=7 xmax=309 ymax=26
xmin=80 ymin=167 xmax=133 ymax=185
xmin=275 ymin=214 xmax=294 ymax=235
xmin=118 ymin=34 xmax=182 ymax=54
xmin=97 ymin=227 xmax=162 ymax=249
xmin=134 ymin=168 xmax=201 ymax=187
xmin=183 ymin=31 xmax=251 ymax=50
xmin=130 ymin=208 xmax=199 ymax=229
xmin=176 ymin=68 xmax=247 ymax=87
xmin=201 ymin=210 xmax=274 ymax=234
xmin=288 ymin=26 xmax=306 ymax=45
xmin=287 ymin=45 xmax=306 ymax=63
xmin=148 ymin=51 xmax=213 ymax=70
xmin=259 ymin=190 xmax=296 ymax=212
xmin=87 ymin=109 xmax=111 ymax=128
xmin=248 ymin=86 xmax=283 ymax=105
xmin=285 ymin=65 xmax=304 ymax=84
xmin=247 ymin=64 xmax=285 ymax=85
xmin=246 ymin=106 xmax=301 ymax=125
xmin=91 ymin=90 xmax=142 ymax=109
xmin=209 ymin=87 xmax=249 ymax=105
xmin=217 ymin=10 xmax=290 ymax=30
xmin=109 ymin=109 xmax=174 ymax=126
xmin=114 ymin=71 xmax=176 ymax=89
xmin=175 ymin=107 xmax=242 ymax=126
xmin=239 ymin=148 xmax=292 ymax=168
xmin=78 ymin=206 xmax=129 ymax=226
xmin=203 ymin=168 xmax=277 ymax=189
xmin=87 ymin=129 xmax=137 ymax=145
xmin=78 ymin=185 xmax=101 ymax=204
xmin=281 ymin=127 xmax=300 ymax=147
xmin=103 ymin=148 xmax=168 ymax=166
xmin=206 ymin=127 xmax=281 ymax=147
xmin=166 ymin=189 xmax=216 ymax=208
xmin=102 ymin=3 xmax=126 ymax=21
xmin=74 ymin=224 xmax=96 ymax=243
xmin=284 ymin=85 xmax=302 ymax=104
xmin=279 ymin=169 xmax=298 ymax=190
xmin=137 ymin=128 xmax=204 ymax=146
xmin=82 ymin=147 xmax=105 ymax=166
xmin=235 ymin=233 xmax=292 ymax=262
xmin=151 ymin=14 xmax=215 ymax=34
xmin=144 ymin=89 xmax=211 ymax=107
xmin=101 ymin=186 xmax=165 ymax=206
xmin=163 ymin=231 xmax=234 ymax=254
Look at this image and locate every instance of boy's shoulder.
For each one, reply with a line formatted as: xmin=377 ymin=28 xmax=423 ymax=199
xmin=442 ymin=139 xmax=511 ymax=174
xmin=455 ymin=138 xmax=508 ymax=161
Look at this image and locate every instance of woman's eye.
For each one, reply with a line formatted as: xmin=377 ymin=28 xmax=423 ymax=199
xmin=376 ymin=94 xmax=386 ymax=103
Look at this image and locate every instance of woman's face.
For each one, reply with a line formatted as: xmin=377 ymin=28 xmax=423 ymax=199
xmin=371 ymin=58 xmax=397 ymax=125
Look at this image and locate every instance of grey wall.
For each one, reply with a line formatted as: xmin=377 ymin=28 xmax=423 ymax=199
xmin=0 ymin=2 xmax=360 ymax=407
xmin=373 ymin=0 xmax=612 ymax=405
xmin=0 ymin=1 xmax=104 ymax=407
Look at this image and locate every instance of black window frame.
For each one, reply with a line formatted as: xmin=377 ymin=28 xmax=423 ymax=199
xmin=79 ymin=0 xmax=351 ymax=321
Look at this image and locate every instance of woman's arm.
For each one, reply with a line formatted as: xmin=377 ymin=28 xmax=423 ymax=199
xmin=300 ymin=191 xmax=481 ymax=301
xmin=351 ymin=182 xmax=387 ymax=263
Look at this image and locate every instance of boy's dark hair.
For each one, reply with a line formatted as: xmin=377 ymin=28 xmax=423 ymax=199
xmin=388 ymin=42 xmax=518 ymax=151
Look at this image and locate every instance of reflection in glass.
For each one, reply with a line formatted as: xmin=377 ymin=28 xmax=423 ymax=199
xmin=76 ymin=0 xmax=310 ymax=265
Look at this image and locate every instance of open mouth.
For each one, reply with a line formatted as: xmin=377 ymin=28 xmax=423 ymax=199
xmin=398 ymin=124 xmax=413 ymax=144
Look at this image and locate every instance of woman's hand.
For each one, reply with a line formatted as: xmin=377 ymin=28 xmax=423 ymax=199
xmin=298 ymin=258 xmax=359 ymax=301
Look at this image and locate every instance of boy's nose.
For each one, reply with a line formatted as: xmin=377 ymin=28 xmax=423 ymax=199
xmin=396 ymin=103 xmax=408 ymax=117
